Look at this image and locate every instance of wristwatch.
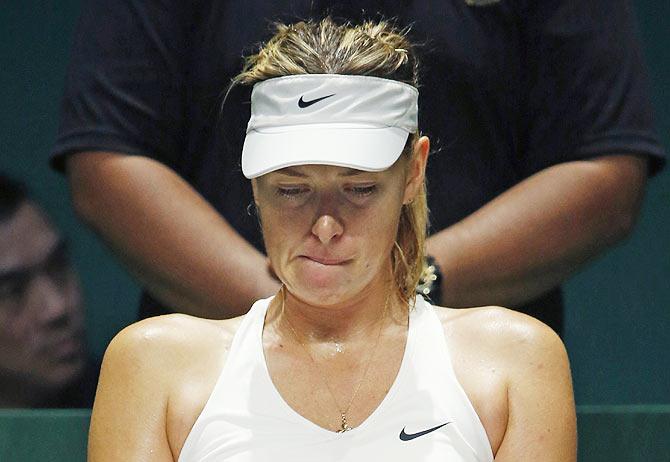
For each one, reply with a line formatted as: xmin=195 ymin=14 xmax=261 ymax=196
xmin=416 ymin=255 xmax=443 ymax=305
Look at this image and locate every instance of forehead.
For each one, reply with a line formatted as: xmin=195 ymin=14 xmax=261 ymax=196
xmin=0 ymin=202 xmax=59 ymax=271
xmin=263 ymin=159 xmax=406 ymax=180
xmin=274 ymin=165 xmax=373 ymax=178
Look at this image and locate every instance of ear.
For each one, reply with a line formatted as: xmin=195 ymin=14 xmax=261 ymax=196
xmin=402 ymin=136 xmax=429 ymax=204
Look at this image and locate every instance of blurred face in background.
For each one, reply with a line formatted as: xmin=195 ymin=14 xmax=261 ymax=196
xmin=0 ymin=201 xmax=86 ymax=396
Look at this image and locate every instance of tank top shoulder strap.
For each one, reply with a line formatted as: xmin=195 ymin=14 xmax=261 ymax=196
xmin=206 ymin=296 xmax=272 ymax=402
xmin=411 ymin=296 xmax=494 ymax=461
xmin=178 ymin=297 xmax=274 ymax=462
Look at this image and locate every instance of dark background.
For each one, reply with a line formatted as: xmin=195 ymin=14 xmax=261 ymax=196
xmin=1 ymin=0 xmax=668 ymax=404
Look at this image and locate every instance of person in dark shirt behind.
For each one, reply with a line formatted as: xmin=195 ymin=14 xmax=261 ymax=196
xmin=0 ymin=174 xmax=98 ymax=408
xmin=54 ymin=1 xmax=665 ymax=336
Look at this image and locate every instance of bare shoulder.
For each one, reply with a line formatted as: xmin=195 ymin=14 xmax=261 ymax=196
xmin=437 ymin=305 xmax=567 ymax=370
xmin=103 ymin=313 xmax=243 ymax=375
xmin=434 ymin=305 xmax=572 ymax=456
xmin=90 ymin=314 xmax=246 ymax=460
xmin=98 ymin=313 xmax=246 ymax=411
xmin=442 ymin=306 xmax=576 ymax=459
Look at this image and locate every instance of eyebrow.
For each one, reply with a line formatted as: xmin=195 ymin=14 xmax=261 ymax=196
xmin=277 ymin=167 xmax=308 ymax=178
xmin=339 ymin=168 xmax=370 ymax=177
xmin=278 ymin=167 xmax=370 ymax=178
xmin=0 ymin=238 xmax=68 ymax=282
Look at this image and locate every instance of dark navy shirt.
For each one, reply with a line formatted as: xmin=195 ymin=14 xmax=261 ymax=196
xmin=52 ymin=0 xmax=666 ymax=333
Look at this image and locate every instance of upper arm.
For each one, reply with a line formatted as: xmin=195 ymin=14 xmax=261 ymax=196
xmin=494 ymin=319 xmax=576 ymax=461
xmin=88 ymin=320 xmax=177 ymax=462
xmin=66 ymin=151 xmax=188 ymax=220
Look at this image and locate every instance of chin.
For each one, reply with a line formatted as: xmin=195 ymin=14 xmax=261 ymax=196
xmin=281 ymin=255 xmax=385 ymax=305
xmin=286 ymin=274 xmax=368 ymax=307
xmin=297 ymin=289 xmax=349 ymax=307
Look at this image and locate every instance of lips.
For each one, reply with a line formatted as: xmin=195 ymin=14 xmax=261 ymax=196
xmin=52 ymin=336 xmax=83 ymax=359
xmin=301 ymin=255 xmax=350 ymax=265
xmin=40 ymin=329 xmax=84 ymax=357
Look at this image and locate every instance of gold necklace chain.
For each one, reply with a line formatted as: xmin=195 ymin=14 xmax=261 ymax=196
xmin=280 ymin=286 xmax=390 ymax=433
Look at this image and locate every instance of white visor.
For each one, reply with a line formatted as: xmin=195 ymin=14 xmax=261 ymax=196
xmin=241 ymin=74 xmax=418 ymax=179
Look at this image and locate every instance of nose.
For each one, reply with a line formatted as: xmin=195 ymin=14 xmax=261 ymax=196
xmin=311 ymin=214 xmax=344 ymax=245
xmin=30 ymin=274 xmax=70 ymax=325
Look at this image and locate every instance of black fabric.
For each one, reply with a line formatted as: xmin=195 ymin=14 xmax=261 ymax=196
xmin=53 ymin=0 xmax=666 ymax=335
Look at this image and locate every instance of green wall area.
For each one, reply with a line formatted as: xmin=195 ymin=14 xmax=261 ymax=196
xmin=1 ymin=1 xmax=141 ymax=361
xmin=1 ymin=0 xmax=668 ymax=406
xmin=2 ymin=406 xmax=670 ymax=461
xmin=563 ymin=0 xmax=670 ymax=404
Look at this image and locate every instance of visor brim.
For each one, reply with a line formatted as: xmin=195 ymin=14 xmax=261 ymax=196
xmin=242 ymin=125 xmax=410 ymax=179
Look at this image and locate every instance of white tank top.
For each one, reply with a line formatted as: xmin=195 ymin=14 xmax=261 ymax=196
xmin=178 ymin=295 xmax=494 ymax=462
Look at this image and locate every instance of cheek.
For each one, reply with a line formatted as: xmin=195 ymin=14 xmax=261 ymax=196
xmin=64 ymin=273 xmax=84 ymax=310
xmin=0 ymin=309 xmax=32 ymax=349
xmin=371 ymin=209 xmax=402 ymax=254
xmin=257 ymin=205 xmax=304 ymax=261
xmin=348 ymin=199 xmax=403 ymax=259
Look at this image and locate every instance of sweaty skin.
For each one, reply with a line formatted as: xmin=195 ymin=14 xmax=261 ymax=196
xmin=89 ymin=303 xmax=575 ymax=460
xmin=88 ymin=138 xmax=576 ymax=461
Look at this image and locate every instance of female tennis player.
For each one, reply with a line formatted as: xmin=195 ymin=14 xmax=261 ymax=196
xmin=88 ymin=18 xmax=576 ymax=461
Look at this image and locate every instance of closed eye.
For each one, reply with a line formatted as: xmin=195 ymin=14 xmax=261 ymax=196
xmin=276 ymin=186 xmax=310 ymax=198
xmin=0 ymin=276 xmax=29 ymax=300
xmin=346 ymin=185 xmax=377 ymax=197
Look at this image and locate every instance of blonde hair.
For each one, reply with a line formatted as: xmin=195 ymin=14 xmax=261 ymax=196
xmin=235 ymin=17 xmax=428 ymax=303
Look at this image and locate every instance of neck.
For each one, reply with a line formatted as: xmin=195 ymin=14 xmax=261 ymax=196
xmin=269 ymin=279 xmax=405 ymax=343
